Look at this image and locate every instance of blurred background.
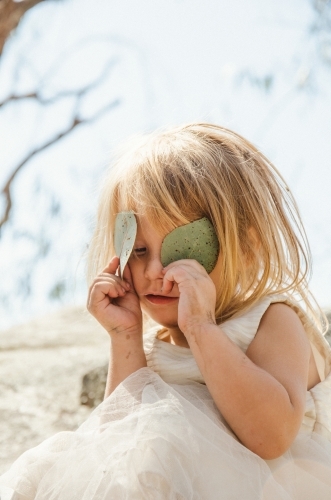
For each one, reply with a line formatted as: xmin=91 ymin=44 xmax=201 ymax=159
xmin=0 ymin=0 xmax=331 ymax=329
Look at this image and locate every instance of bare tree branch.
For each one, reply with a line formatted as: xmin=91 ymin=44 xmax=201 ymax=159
xmin=0 ymin=0 xmax=46 ymax=56
xmin=0 ymin=54 xmax=120 ymax=233
xmin=0 ymin=97 xmax=120 ymax=233
xmin=0 ymin=57 xmax=118 ymax=108
xmin=0 ymin=33 xmax=137 ymax=234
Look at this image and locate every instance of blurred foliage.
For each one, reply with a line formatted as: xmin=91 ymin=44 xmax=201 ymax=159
xmin=49 ymin=280 xmax=66 ymax=300
xmin=236 ymin=71 xmax=274 ymax=93
xmin=312 ymin=0 xmax=331 ymax=66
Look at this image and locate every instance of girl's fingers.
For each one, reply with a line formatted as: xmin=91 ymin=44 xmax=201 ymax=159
xmin=87 ymin=281 xmax=125 ymax=311
xmin=162 ymin=263 xmax=202 ymax=293
xmin=90 ymin=278 xmax=128 ymax=296
xmin=94 ymin=274 xmax=129 ymax=288
xmin=102 ymin=256 xmax=120 ymax=275
xmin=122 ymin=262 xmax=134 ymax=290
xmin=162 ymin=281 xmax=173 ymax=295
xmin=94 ymin=257 xmax=130 ymax=290
xmin=88 ymin=258 xmax=132 ymax=311
xmin=162 ymin=267 xmax=184 ymax=294
xmin=104 ymin=256 xmax=132 ymax=290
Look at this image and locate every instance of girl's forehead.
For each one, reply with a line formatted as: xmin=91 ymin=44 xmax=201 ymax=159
xmin=135 ymin=215 xmax=169 ymax=239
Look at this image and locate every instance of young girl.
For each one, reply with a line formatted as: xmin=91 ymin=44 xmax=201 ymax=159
xmin=1 ymin=123 xmax=331 ymax=499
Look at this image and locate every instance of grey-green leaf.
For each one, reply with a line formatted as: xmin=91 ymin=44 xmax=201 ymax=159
xmin=161 ymin=217 xmax=219 ymax=273
xmin=114 ymin=211 xmax=137 ymax=278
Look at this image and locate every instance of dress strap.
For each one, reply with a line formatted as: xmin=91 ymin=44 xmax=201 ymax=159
xmin=220 ymin=296 xmax=273 ymax=353
xmin=220 ymin=295 xmax=331 ymax=382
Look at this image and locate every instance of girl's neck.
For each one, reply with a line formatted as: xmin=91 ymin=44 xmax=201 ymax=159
xmin=157 ymin=326 xmax=190 ymax=348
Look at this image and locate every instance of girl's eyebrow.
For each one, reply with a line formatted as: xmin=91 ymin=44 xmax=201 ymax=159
xmin=133 ymin=236 xmax=147 ymax=244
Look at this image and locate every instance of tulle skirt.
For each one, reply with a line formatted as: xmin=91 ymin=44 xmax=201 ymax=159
xmin=1 ymin=367 xmax=331 ymax=499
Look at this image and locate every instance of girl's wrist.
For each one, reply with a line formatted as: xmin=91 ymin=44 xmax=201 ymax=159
xmin=109 ymin=333 xmax=146 ymax=367
xmin=182 ymin=316 xmax=217 ymax=340
xmin=105 ymin=341 xmax=147 ymax=397
xmin=109 ymin=332 xmax=144 ymax=352
xmin=106 ymin=324 xmax=143 ymax=342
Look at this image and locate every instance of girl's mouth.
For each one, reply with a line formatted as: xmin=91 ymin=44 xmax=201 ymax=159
xmin=145 ymin=294 xmax=179 ymax=305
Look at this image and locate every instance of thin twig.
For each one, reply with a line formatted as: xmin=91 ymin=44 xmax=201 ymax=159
xmin=0 ymin=58 xmax=118 ymax=108
xmin=0 ymin=98 xmax=120 ymax=233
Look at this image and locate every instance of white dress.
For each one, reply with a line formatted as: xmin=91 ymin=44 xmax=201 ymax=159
xmin=1 ymin=295 xmax=331 ymax=499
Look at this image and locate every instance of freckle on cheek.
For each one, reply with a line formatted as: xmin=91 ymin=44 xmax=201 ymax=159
xmin=126 ymin=351 xmax=131 ymax=359
xmin=126 ymin=334 xmax=130 ymax=340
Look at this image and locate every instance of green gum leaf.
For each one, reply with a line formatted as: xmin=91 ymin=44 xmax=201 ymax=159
xmin=114 ymin=211 xmax=137 ymax=278
xmin=161 ymin=217 xmax=219 ymax=273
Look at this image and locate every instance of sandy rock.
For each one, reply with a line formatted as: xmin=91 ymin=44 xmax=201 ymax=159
xmin=80 ymin=363 xmax=108 ymax=408
xmin=0 ymin=306 xmax=109 ymax=475
xmin=0 ymin=306 xmax=107 ymax=351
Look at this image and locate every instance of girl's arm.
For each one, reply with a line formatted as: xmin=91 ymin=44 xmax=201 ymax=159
xmin=87 ymin=257 xmax=147 ymax=398
xmin=186 ymin=303 xmax=310 ymax=460
xmin=162 ymin=260 xmax=310 ymax=460
xmin=104 ymin=336 xmax=147 ymax=398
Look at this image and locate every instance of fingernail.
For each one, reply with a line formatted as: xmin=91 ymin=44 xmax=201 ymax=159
xmin=125 ymin=282 xmax=130 ymax=289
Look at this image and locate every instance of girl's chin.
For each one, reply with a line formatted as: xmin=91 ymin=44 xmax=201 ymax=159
xmin=140 ymin=297 xmax=178 ymax=328
xmin=141 ymin=305 xmax=178 ymax=329
xmin=150 ymin=316 xmax=179 ymax=329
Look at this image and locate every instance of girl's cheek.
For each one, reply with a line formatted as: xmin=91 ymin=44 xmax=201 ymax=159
xmin=128 ymin=259 xmax=143 ymax=285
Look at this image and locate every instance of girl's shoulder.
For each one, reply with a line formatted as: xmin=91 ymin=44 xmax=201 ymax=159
xmin=219 ymin=295 xmax=275 ymax=353
xmin=270 ymin=295 xmax=331 ymax=381
xmin=222 ymin=294 xmax=331 ymax=381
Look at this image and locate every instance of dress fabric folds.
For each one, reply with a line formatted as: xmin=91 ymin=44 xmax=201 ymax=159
xmin=1 ymin=295 xmax=331 ymax=500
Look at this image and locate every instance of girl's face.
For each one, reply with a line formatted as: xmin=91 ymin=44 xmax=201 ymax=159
xmin=128 ymin=216 xmax=221 ymax=331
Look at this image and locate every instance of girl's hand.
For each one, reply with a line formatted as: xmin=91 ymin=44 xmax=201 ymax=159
xmin=161 ymin=259 xmax=217 ymax=336
xmin=87 ymin=256 xmax=143 ymax=338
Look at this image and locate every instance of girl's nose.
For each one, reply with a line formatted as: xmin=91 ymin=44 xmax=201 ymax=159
xmin=144 ymin=256 xmax=164 ymax=281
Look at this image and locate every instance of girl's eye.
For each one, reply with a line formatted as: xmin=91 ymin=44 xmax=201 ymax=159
xmin=133 ymin=247 xmax=147 ymax=255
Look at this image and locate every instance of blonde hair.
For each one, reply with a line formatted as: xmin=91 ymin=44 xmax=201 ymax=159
xmin=88 ymin=122 xmax=325 ymax=329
